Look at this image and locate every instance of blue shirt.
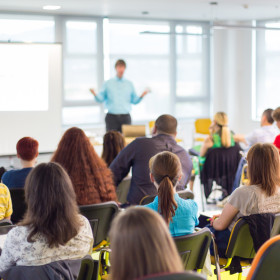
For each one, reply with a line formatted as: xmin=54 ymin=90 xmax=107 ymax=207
xmin=144 ymin=194 xmax=199 ymax=237
xmin=110 ymin=134 xmax=193 ymax=205
xmin=2 ymin=168 xmax=33 ymax=189
xmin=95 ymin=77 xmax=142 ymax=114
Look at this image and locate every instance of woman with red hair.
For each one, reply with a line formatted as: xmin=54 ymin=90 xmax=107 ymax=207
xmin=51 ymin=127 xmax=117 ymax=205
xmin=2 ymin=137 xmax=39 ymax=189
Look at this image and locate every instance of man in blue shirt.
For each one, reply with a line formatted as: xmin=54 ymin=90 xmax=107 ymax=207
xmin=90 ymin=59 xmax=149 ymax=132
xmin=110 ymin=115 xmax=193 ymax=205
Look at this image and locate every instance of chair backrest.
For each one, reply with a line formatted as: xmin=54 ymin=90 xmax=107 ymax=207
xmin=9 ymin=188 xmax=26 ymax=224
xmin=77 ymin=256 xmax=98 ymax=280
xmin=194 ymin=119 xmax=211 ymax=135
xmin=116 ymin=177 xmax=131 ymax=204
xmin=139 ymin=272 xmax=206 ymax=280
xmin=247 ymin=235 xmax=280 ymax=280
xmin=225 ymin=218 xmax=255 ymax=259
xmin=270 ymin=213 xmax=280 ymax=237
xmin=0 ymin=224 xmax=16 ymax=235
xmin=174 ymin=228 xmax=212 ymax=270
xmin=139 ymin=195 xmax=156 ymax=206
xmin=79 ymin=201 xmax=119 ymax=247
xmin=122 ymin=125 xmax=146 ymax=137
xmin=177 ymin=190 xmax=194 ymax=200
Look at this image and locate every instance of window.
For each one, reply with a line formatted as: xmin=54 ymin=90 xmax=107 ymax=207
xmin=106 ymin=20 xmax=171 ymax=121
xmin=0 ymin=15 xmax=55 ymax=42
xmin=62 ymin=19 xmax=102 ymax=125
xmin=255 ymin=21 xmax=280 ymax=119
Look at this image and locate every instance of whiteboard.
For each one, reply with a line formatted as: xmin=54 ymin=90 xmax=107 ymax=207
xmin=0 ymin=43 xmax=62 ymax=155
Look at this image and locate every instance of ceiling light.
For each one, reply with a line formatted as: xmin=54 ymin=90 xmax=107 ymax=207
xmin=42 ymin=5 xmax=61 ymax=10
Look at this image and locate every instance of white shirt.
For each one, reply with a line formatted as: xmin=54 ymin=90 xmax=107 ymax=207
xmin=0 ymin=215 xmax=93 ymax=272
xmin=245 ymin=125 xmax=278 ymax=147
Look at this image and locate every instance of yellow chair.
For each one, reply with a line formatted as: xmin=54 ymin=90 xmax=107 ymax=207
xmin=193 ymin=118 xmax=211 ymax=144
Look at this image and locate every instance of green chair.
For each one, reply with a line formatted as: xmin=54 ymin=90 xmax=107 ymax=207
xmin=116 ymin=177 xmax=131 ymax=204
xmin=270 ymin=213 xmax=280 ymax=237
xmin=246 ymin=235 xmax=280 ymax=280
xmin=138 ymin=271 xmax=206 ymax=280
xmin=174 ymin=228 xmax=212 ymax=272
xmin=212 ymin=218 xmax=255 ymax=280
xmin=79 ymin=201 xmax=119 ymax=248
xmin=77 ymin=256 xmax=99 ymax=280
xmin=139 ymin=195 xmax=156 ymax=205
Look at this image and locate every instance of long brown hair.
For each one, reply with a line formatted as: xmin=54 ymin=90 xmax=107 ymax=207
xmin=102 ymin=131 xmax=125 ymax=166
xmin=21 ymin=162 xmax=81 ymax=248
xmin=51 ymin=127 xmax=117 ymax=205
xmin=247 ymin=143 xmax=280 ymax=196
xmin=149 ymin=151 xmax=182 ymax=224
xmin=109 ymin=207 xmax=183 ymax=280
xmin=213 ymin=112 xmax=231 ymax=148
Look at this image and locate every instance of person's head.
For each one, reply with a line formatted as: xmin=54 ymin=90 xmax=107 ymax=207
xmin=102 ymin=131 xmax=125 ymax=166
xmin=212 ymin=112 xmax=231 ymax=148
xmin=21 ymin=162 xmax=81 ymax=248
xmin=247 ymin=143 xmax=280 ymax=196
xmin=109 ymin=207 xmax=183 ymax=280
xmin=51 ymin=127 xmax=115 ymax=205
xmin=149 ymin=151 xmax=182 ymax=224
xmin=274 ymin=135 xmax=280 ymax=154
xmin=261 ymin=108 xmax=274 ymax=126
xmin=153 ymin=115 xmax=177 ymax=137
xmin=115 ymin=59 xmax=126 ymax=79
xmin=272 ymin=107 xmax=280 ymax=129
xmin=16 ymin=137 xmax=39 ymax=164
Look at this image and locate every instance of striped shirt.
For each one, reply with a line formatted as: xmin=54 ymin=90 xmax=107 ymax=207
xmin=0 ymin=183 xmax=12 ymax=220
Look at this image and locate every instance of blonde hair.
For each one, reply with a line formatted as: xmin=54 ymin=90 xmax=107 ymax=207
xmin=213 ymin=112 xmax=231 ymax=148
xmin=247 ymin=143 xmax=280 ymax=196
xmin=109 ymin=207 xmax=183 ymax=280
xmin=149 ymin=151 xmax=182 ymax=224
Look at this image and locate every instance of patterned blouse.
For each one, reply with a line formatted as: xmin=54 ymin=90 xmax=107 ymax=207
xmin=0 ymin=215 xmax=93 ymax=273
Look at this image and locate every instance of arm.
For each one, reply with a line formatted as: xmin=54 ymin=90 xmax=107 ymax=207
xmin=3 ymin=186 xmax=12 ymax=220
xmin=89 ymin=82 xmax=107 ymax=103
xmin=200 ymin=136 xmax=214 ymax=157
xmin=130 ymin=84 xmax=149 ymax=105
xmin=109 ymin=142 xmax=136 ymax=186
xmin=234 ymin=134 xmax=247 ymax=144
xmin=212 ymin=203 xmax=239 ymax=231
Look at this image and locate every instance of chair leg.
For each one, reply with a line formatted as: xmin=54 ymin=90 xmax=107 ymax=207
xmin=211 ymin=234 xmax=221 ymax=280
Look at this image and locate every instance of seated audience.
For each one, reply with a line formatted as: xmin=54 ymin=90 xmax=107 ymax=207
xmin=272 ymin=107 xmax=280 ymax=129
xmin=110 ymin=114 xmax=193 ymax=205
xmin=51 ymin=127 xmax=117 ymax=205
xmin=0 ymin=167 xmax=6 ymax=182
xmin=0 ymin=162 xmax=93 ymax=273
xmin=2 ymin=137 xmax=38 ymax=189
xmin=274 ymin=134 xmax=280 ymax=153
xmin=234 ymin=108 xmax=277 ymax=147
xmin=209 ymin=143 xmax=280 ymax=257
xmin=102 ymin=131 xmax=125 ymax=166
xmin=109 ymin=207 xmax=184 ymax=280
xmin=200 ymin=112 xmax=235 ymax=157
xmin=0 ymin=183 xmax=12 ymax=222
xmin=144 ymin=151 xmax=198 ymax=236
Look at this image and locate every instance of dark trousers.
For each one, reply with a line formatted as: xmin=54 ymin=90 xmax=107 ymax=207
xmin=105 ymin=113 xmax=131 ymax=132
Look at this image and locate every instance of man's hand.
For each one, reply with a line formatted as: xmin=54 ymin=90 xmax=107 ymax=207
xmin=140 ymin=89 xmax=150 ymax=98
xmin=89 ymin=88 xmax=97 ymax=96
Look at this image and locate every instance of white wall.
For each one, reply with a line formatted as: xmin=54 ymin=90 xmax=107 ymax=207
xmin=212 ymin=21 xmax=260 ymax=134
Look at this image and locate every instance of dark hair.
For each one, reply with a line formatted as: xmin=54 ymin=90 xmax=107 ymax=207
xmin=102 ymin=131 xmax=125 ymax=166
xmin=109 ymin=207 xmax=184 ymax=280
xmin=16 ymin=137 xmax=39 ymax=161
xmin=247 ymin=143 xmax=280 ymax=196
xmin=149 ymin=151 xmax=182 ymax=224
xmin=263 ymin=108 xmax=274 ymax=124
xmin=155 ymin=115 xmax=177 ymax=135
xmin=0 ymin=167 xmax=6 ymax=181
xmin=20 ymin=162 xmax=81 ymax=248
xmin=51 ymin=127 xmax=117 ymax=205
xmin=115 ymin=59 xmax=126 ymax=68
xmin=272 ymin=107 xmax=280 ymax=122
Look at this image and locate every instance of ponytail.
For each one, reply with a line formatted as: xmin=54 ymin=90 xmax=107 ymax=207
xmin=158 ymin=176 xmax=178 ymax=224
xmin=221 ymin=126 xmax=231 ymax=148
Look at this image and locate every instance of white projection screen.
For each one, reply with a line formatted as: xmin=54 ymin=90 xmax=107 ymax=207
xmin=0 ymin=43 xmax=62 ymax=155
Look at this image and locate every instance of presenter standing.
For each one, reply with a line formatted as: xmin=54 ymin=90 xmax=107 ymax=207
xmin=90 ymin=59 xmax=149 ymax=132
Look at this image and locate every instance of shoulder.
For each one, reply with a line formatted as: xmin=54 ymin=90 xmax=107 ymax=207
xmin=228 ymin=185 xmax=259 ymax=204
xmin=6 ymin=226 xmax=28 ymax=242
xmin=1 ymin=170 xmax=12 ymax=181
xmin=143 ymin=197 xmax=158 ymax=210
xmin=176 ymin=195 xmax=197 ymax=209
xmin=0 ymin=183 xmax=10 ymax=194
xmin=78 ymin=214 xmax=92 ymax=234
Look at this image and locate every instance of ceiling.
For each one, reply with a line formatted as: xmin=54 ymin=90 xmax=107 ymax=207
xmin=0 ymin=0 xmax=280 ymax=21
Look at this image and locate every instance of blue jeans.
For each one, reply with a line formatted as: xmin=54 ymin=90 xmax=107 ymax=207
xmin=232 ymin=157 xmax=246 ymax=192
xmin=208 ymin=225 xmax=231 ymax=258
